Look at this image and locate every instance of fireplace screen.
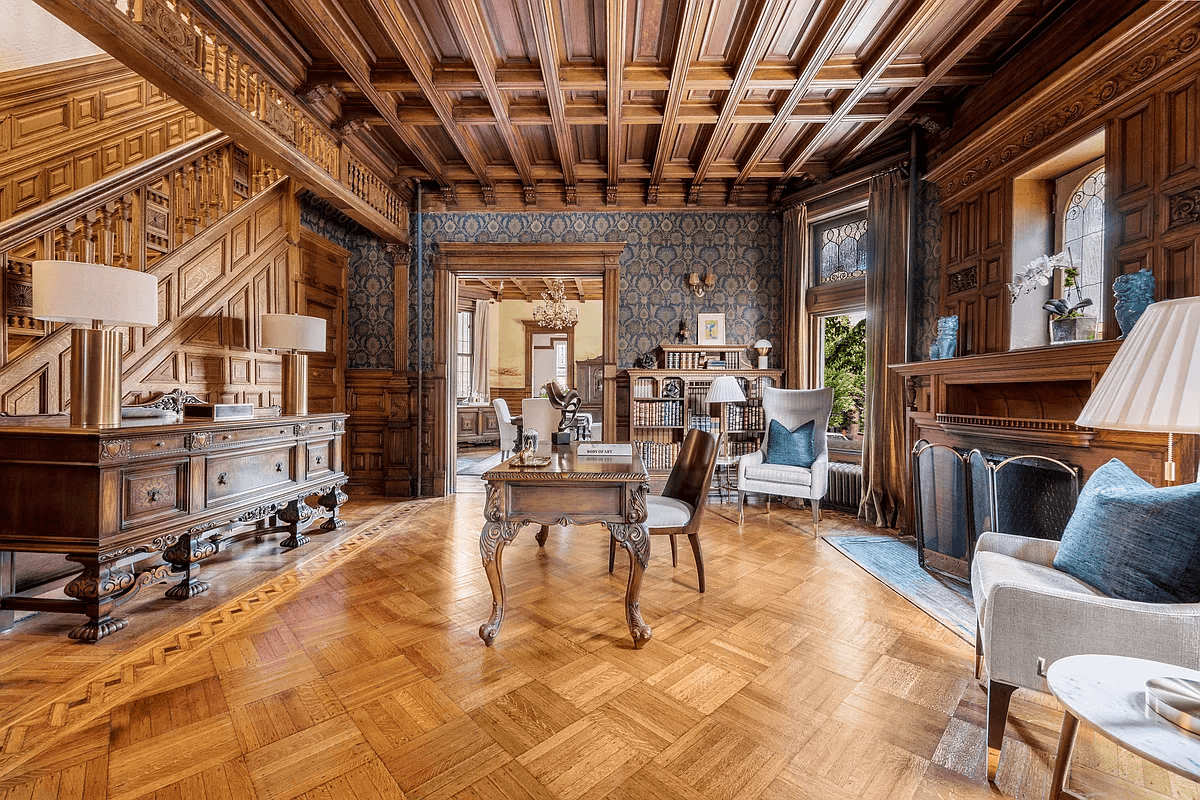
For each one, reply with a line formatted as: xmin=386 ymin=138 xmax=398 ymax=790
xmin=912 ymin=443 xmax=1081 ymax=580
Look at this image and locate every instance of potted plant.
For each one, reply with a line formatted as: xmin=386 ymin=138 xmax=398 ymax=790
xmin=1007 ymin=249 xmax=1096 ymax=344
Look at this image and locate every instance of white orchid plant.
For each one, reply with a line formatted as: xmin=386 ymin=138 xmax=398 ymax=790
xmin=1006 ymin=248 xmax=1093 ymax=319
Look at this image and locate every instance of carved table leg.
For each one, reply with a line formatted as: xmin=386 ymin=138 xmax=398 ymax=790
xmin=162 ymin=533 xmax=218 ymax=599
xmin=278 ymin=498 xmax=314 ymax=548
xmin=319 ymin=485 xmax=349 ymax=532
xmin=536 ymin=525 xmax=550 ymax=547
xmin=63 ymin=558 xmax=136 ymax=642
xmin=607 ymin=522 xmax=653 ymax=648
xmin=478 ymin=520 xmax=523 ymax=646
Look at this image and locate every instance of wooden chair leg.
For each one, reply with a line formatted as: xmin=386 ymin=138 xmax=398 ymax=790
xmin=986 ymin=679 xmax=1018 ymax=782
xmin=670 ymin=534 xmax=678 ymax=567
xmin=687 ymin=533 xmax=704 ymax=592
xmin=608 ymin=534 xmax=615 ymax=573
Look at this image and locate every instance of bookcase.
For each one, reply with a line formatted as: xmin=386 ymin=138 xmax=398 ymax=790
xmin=617 ymin=345 xmax=782 ymax=476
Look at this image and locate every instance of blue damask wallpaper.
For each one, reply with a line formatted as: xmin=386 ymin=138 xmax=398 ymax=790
xmin=410 ymin=210 xmax=783 ymax=369
xmin=912 ymin=180 xmax=943 ymax=360
xmin=299 ymin=195 xmax=395 ymax=369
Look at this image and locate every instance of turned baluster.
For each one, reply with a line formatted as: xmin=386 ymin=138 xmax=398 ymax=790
xmin=115 ymin=198 xmax=134 ymax=270
xmin=97 ymin=207 xmax=114 ymax=266
xmin=68 ymin=219 xmax=86 ymax=262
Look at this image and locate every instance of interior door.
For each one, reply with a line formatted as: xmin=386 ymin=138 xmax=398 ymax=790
xmin=298 ymin=231 xmax=348 ymax=413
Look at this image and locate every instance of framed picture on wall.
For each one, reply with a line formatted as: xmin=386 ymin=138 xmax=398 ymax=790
xmin=697 ymin=313 xmax=726 ymax=346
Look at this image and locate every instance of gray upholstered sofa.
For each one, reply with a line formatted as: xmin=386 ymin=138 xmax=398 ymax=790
xmin=972 ymin=531 xmax=1200 ymax=781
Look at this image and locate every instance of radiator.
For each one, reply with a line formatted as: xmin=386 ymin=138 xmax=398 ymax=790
xmin=827 ymin=462 xmax=863 ymax=511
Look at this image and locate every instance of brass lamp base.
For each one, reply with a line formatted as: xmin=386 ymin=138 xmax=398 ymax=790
xmin=280 ymin=352 xmax=309 ymax=416
xmin=71 ymin=328 xmax=123 ymax=427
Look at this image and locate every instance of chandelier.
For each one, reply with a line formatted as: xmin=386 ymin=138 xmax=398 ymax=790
xmin=532 ymin=279 xmax=578 ymax=329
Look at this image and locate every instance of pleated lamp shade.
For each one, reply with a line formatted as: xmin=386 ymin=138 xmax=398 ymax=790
xmin=1077 ymin=297 xmax=1200 ymax=433
xmin=261 ymin=314 xmax=326 ymax=352
xmin=705 ymin=375 xmax=746 ymax=405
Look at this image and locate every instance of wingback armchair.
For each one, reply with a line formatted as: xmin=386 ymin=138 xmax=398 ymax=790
xmin=972 ymin=531 xmax=1200 ymax=781
xmin=737 ymin=387 xmax=833 ymax=525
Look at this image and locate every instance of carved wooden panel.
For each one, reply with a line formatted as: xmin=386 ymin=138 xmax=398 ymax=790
xmin=344 ymin=369 xmax=413 ymax=496
xmin=0 ymin=56 xmax=211 ymax=221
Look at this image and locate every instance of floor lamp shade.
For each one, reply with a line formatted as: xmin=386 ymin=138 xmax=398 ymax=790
xmin=32 ymin=261 xmax=159 ymax=428
xmin=261 ymin=314 xmax=326 ymax=416
xmin=1077 ymin=297 xmax=1200 ymax=481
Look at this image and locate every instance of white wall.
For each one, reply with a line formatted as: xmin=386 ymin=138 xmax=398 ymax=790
xmin=0 ymin=0 xmax=103 ymax=73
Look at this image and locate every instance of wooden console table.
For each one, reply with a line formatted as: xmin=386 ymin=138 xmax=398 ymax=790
xmin=0 ymin=412 xmax=347 ymax=641
xmin=479 ymin=444 xmax=652 ymax=649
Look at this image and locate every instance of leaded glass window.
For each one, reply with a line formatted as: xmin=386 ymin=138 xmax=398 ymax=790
xmin=814 ymin=215 xmax=868 ymax=284
xmin=1062 ymin=167 xmax=1105 ymax=324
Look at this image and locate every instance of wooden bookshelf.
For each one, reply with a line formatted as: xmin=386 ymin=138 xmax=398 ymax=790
xmin=617 ymin=367 xmax=783 ymax=475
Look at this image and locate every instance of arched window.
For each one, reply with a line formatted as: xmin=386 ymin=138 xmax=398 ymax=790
xmin=1062 ymin=166 xmax=1105 ymax=323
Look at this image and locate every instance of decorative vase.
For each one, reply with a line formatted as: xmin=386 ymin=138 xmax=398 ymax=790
xmin=1113 ymin=268 xmax=1155 ymax=339
xmin=1049 ymin=316 xmax=1097 ymax=344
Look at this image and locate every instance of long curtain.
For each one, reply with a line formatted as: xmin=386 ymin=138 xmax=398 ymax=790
xmin=859 ymin=171 xmax=908 ymax=527
xmin=781 ymin=204 xmax=813 ymax=388
xmin=471 ymin=299 xmax=492 ymax=401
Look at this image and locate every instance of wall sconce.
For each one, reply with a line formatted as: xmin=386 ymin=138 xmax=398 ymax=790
xmin=688 ymin=271 xmax=716 ymax=297
xmin=754 ymin=339 xmax=772 ymax=369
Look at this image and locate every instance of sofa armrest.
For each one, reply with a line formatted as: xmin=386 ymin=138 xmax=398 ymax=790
xmin=984 ymin=581 xmax=1200 ymax=690
xmin=975 ymin=531 xmax=1059 ymax=568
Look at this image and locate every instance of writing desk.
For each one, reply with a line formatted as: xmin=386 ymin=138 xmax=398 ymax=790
xmin=479 ymin=444 xmax=652 ymax=648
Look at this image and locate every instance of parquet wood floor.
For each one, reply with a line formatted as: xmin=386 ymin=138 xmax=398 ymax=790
xmin=1 ymin=492 xmax=1196 ymax=800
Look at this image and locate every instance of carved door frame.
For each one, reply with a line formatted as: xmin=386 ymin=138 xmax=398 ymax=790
xmin=433 ymin=242 xmax=625 ymax=496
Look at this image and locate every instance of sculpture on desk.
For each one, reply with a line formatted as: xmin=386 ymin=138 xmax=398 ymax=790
xmin=929 ymin=315 xmax=959 ymax=360
xmin=545 ymin=382 xmax=582 ymax=445
xmin=1113 ymin=268 xmax=1155 ymax=339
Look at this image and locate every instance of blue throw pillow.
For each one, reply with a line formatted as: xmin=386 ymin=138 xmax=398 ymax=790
xmin=764 ymin=419 xmax=816 ymax=468
xmin=1053 ymin=459 xmax=1200 ymax=603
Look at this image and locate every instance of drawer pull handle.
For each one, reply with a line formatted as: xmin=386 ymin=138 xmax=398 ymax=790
xmin=155 ymin=441 xmax=165 ymax=448
xmin=146 ymin=489 xmax=162 ymax=501
xmin=223 ymin=434 xmax=232 ymax=440
xmin=275 ymin=462 xmax=283 ymax=472
xmin=217 ymin=472 xmax=227 ymax=485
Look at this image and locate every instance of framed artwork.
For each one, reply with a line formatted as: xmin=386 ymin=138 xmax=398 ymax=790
xmin=697 ymin=313 xmax=726 ymax=345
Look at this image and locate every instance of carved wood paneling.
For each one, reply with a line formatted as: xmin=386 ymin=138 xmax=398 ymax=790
xmin=0 ymin=56 xmax=211 ymax=221
xmin=344 ymin=369 xmax=415 ymax=496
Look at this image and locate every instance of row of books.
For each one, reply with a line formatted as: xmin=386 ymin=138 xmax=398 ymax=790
xmin=634 ymin=440 xmax=682 ymax=470
xmin=632 ymin=400 xmax=684 ymax=427
xmin=663 ymin=351 xmax=746 ymax=370
xmin=726 ymin=405 xmax=765 ymax=431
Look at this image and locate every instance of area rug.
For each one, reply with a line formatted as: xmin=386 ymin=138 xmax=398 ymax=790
xmin=823 ymin=534 xmax=975 ymax=644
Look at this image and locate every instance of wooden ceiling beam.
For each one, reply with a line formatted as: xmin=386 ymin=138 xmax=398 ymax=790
xmin=527 ymin=0 xmax=578 ymax=198
xmin=781 ymin=0 xmax=957 ymax=181
xmin=444 ymin=0 xmax=537 ymax=197
xmin=425 ymin=99 xmax=893 ymax=127
xmin=605 ymin=0 xmax=625 ymax=203
xmin=371 ymin=0 xmax=496 ymax=190
xmin=281 ymin=0 xmax=447 ymax=184
xmin=689 ymin=0 xmax=796 ymax=200
xmin=733 ymin=0 xmax=872 ymax=187
xmin=510 ymin=279 xmax=531 ymax=299
xmin=575 ymin=278 xmax=586 ymax=302
xmin=647 ymin=0 xmax=705 ymax=203
xmin=833 ymin=0 xmax=1027 ymax=166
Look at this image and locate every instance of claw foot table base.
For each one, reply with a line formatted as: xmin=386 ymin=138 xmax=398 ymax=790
xmin=477 ymin=443 xmax=651 ymax=650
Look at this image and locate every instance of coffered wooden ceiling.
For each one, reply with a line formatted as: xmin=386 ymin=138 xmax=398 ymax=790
xmin=158 ymin=0 xmax=1071 ymax=209
xmin=460 ymin=276 xmax=605 ymax=300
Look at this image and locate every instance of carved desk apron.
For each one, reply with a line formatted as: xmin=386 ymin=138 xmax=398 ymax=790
xmin=0 ymin=412 xmax=347 ymax=641
xmin=479 ymin=444 xmax=652 ymax=649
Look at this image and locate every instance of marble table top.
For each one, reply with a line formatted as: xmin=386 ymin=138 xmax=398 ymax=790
xmin=1046 ymin=655 xmax=1200 ymax=781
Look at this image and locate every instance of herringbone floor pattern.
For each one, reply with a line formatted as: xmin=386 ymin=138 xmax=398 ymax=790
xmin=0 ymin=492 xmax=1196 ymax=800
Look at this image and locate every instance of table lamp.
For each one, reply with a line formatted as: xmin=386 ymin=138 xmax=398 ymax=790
xmin=1076 ymin=297 xmax=1200 ymax=483
xmin=261 ymin=314 xmax=326 ymax=416
xmin=754 ymin=339 xmax=772 ymax=369
xmin=33 ymin=260 xmax=158 ymax=427
xmin=706 ymin=375 xmax=746 ymax=459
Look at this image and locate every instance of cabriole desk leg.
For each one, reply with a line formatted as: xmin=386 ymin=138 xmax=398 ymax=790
xmin=479 ymin=520 xmax=522 ymax=646
xmin=608 ymin=522 xmax=652 ymax=649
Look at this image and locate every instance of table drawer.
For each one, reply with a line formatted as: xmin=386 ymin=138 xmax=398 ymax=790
xmin=210 ymin=425 xmax=295 ymax=447
xmin=206 ymin=445 xmax=297 ymax=505
xmin=122 ymin=462 xmax=188 ymax=527
xmin=307 ymin=439 xmax=333 ymax=477
xmin=128 ymin=434 xmax=189 ymax=458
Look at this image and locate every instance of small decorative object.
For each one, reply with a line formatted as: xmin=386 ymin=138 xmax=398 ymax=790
xmin=636 ymin=351 xmax=658 ymax=369
xmin=545 ymin=382 xmax=581 ymax=446
xmin=1146 ymin=677 xmax=1200 ymax=733
xmin=532 ymin=279 xmax=578 ymax=329
xmin=1113 ymin=268 xmax=1155 ymax=339
xmin=928 ymin=315 xmax=959 ymax=360
xmin=688 ymin=270 xmax=716 ymax=297
xmin=662 ymin=379 xmax=682 ymax=398
xmin=1008 ymin=249 xmax=1096 ymax=344
xmin=697 ymin=312 xmax=725 ymax=345
xmin=261 ymin=314 xmax=327 ymax=415
xmin=676 ymin=319 xmax=689 ymax=343
xmin=183 ymin=403 xmax=254 ymax=420
xmin=753 ymin=339 xmax=772 ymax=369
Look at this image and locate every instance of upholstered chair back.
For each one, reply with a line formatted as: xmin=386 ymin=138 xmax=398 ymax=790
xmin=760 ymin=387 xmax=834 ymax=460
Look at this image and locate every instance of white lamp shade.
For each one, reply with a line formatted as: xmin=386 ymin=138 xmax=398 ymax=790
xmin=261 ymin=314 xmax=326 ymax=352
xmin=754 ymin=339 xmax=772 ymax=350
xmin=33 ymin=260 xmax=158 ymax=326
xmin=1077 ymin=297 xmax=1200 ymax=433
xmin=705 ymin=374 xmax=746 ymax=404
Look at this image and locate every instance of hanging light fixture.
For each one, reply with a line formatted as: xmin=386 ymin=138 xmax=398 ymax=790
xmin=532 ymin=278 xmax=578 ymax=329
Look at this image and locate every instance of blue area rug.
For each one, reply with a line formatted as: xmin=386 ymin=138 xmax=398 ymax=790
xmin=823 ymin=534 xmax=975 ymax=644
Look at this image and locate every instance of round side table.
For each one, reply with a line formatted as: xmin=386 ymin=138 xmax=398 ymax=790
xmin=1045 ymin=654 xmax=1200 ymax=800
